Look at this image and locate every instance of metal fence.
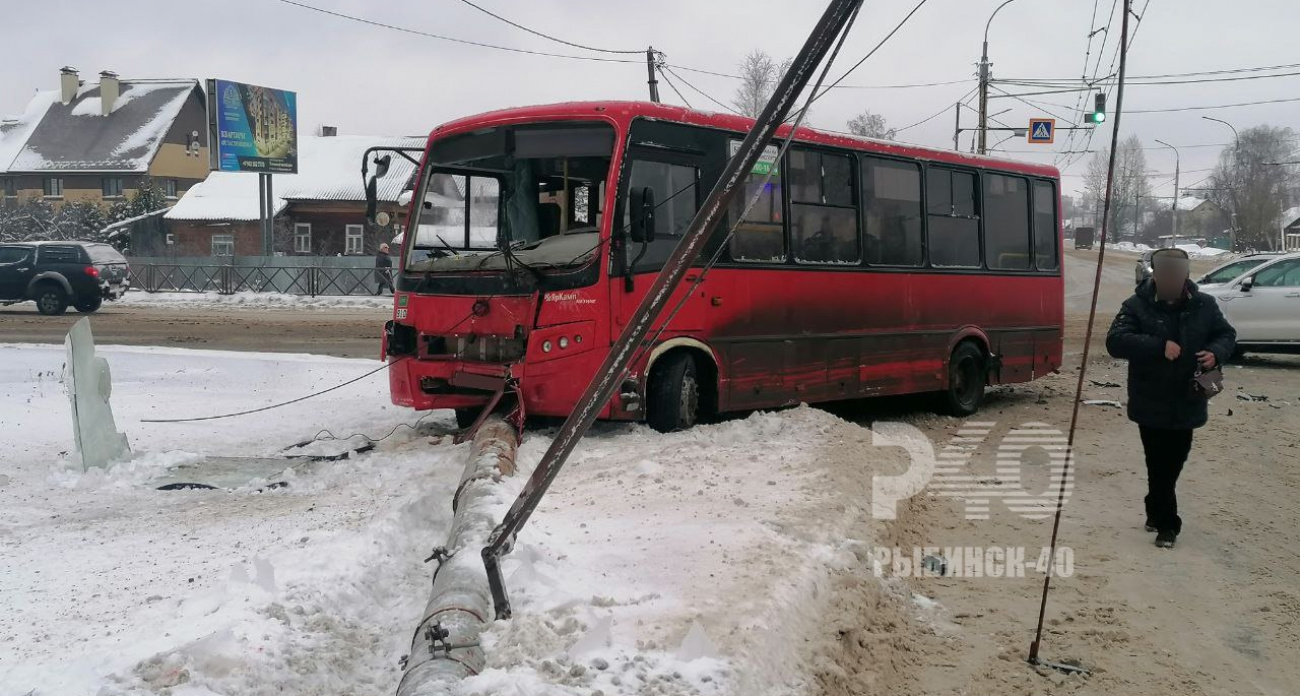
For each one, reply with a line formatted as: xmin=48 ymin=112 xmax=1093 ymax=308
xmin=126 ymin=256 xmax=392 ymax=296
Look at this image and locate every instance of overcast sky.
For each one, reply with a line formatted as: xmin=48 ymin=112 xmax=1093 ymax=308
xmin=4 ymin=0 xmax=1297 ymax=198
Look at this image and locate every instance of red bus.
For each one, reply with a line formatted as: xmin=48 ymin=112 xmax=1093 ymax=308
xmin=379 ymin=101 xmax=1063 ymax=431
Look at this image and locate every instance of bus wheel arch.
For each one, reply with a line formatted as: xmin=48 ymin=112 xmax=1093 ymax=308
xmin=941 ymin=336 xmax=989 ymax=416
xmin=645 ymin=341 xmax=718 ymax=432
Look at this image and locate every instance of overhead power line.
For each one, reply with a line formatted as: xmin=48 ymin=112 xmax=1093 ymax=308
xmin=274 ymin=0 xmax=641 ymax=64
xmin=810 ymin=0 xmax=933 ymax=102
xmin=659 ymin=66 xmax=739 ymax=115
xmin=1127 ymin=95 xmax=1300 ymax=114
xmin=452 ymin=0 xmax=644 ymax=54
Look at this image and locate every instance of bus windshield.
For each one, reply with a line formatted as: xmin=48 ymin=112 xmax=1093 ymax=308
xmin=405 ymin=122 xmax=615 ymax=273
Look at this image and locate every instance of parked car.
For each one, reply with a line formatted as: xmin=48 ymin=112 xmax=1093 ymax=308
xmin=1196 ymin=252 xmax=1282 ymax=290
xmin=1200 ymin=252 xmax=1300 ymax=356
xmin=0 ymin=242 xmax=130 ymax=315
xmin=1134 ymin=249 xmax=1156 ymax=285
xmin=1074 ymin=227 xmax=1095 ymax=250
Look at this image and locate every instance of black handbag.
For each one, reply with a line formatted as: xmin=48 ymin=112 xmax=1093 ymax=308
xmin=1192 ymin=367 xmax=1224 ymax=398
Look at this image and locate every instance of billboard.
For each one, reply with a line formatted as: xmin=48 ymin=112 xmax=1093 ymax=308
xmin=207 ymin=79 xmax=298 ymax=174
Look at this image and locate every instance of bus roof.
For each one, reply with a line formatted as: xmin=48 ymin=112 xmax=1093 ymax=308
xmin=429 ymin=100 xmax=1060 ymax=180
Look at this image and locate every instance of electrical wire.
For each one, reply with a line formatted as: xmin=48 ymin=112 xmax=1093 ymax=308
xmin=142 ymin=357 xmax=409 ymax=424
xmin=808 ymin=0 xmax=931 ymax=105
xmin=988 ymin=85 xmax=1079 ymax=127
xmin=894 ymin=86 xmax=979 ymax=134
xmin=274 ymin=0 xmax=641 ymax=64
xmin=452 ymin=0 xmax=643 ymax=54
xmin=306 ymin=410 xmax=440 ymax=445
xmin=660 ymin=66 xmax=741 ymax=115
xmin=656 ymin=66 xmax=695 ymax=109
xmin=1126 ymin=95 xmax=1300 ymax=113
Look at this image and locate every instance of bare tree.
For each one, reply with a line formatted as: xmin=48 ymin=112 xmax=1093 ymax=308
xmin=1083 ymin=135 xmax=1151 ymax=240
xmin=846 ymin=111 xmax=896 ymax=140
xmin=731 ymin=50 xmax=792 ymax=118
xmin=1208 ymin=125 xmax=1299 ymax=250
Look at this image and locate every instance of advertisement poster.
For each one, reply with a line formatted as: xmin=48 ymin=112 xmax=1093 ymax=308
xmin=208 ymin=79 xmax=298 ymax=174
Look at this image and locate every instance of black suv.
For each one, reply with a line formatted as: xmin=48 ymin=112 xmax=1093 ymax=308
xmin=0 ymin=242 xmax=130 ymax=315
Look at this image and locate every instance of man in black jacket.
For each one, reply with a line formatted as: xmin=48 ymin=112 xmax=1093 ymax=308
xmin=374 ymin=243 xmax=394 ymax=295
xmin=1106 ymin=248 xmax=1236 ymax=549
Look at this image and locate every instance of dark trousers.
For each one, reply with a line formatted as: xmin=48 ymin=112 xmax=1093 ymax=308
xmin=375 ymin=277 xmax=394 ymax=295
xmin=1138 ymin=426 xmax=1193 ymax=535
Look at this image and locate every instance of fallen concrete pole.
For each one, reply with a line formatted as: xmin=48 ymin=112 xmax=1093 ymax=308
xmin=397 ymin=416 xmax=518 ymax=695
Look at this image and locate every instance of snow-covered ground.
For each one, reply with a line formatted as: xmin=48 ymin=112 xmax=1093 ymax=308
xmin=117 ymin=291 xmax=393 ymax=310
xmin=1 ymin=344 xmax=907 ymax=695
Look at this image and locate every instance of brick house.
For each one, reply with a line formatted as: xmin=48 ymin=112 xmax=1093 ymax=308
xmin=0 ymin=67 xmax=209 ymax=206
xmin=164 ymin=133 xmax=421 ymax=257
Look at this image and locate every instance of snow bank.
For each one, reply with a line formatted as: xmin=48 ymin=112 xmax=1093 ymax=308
xmin=1 ymin=343 xmax=910 ymax=695
xmin=1108 ymin=241 xmax=1231 ymax=258
xmin=117 ymin=290 xmax=394 ymax=310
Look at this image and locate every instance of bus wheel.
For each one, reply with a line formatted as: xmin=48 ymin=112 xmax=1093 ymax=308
xmin=647 ymin=352 xmax=699 ymax=433
xmin=454 ymin=407 xmax=482 ymax=429
xmin=942 ymin=342 xmax=986 ymax=416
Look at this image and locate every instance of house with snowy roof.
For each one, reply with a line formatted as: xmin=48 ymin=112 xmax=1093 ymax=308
xmin=0 ymin=67 xmax=209 ymax=206
xmin=164 ymin=132 xmax=422 ymax=257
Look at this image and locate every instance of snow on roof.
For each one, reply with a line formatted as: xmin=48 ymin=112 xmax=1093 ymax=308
xmin=1176 ymin=196 xmax=1208 ymax=211
xmin=0 ymin=90 xmax=58 ymax=172
xmin=1281 ymin=206 xmax=1300 ymax=229
xmin=166 ymin=135 xmax=423 ymax=222
xmin=3 ymin=79 xmax=198 ymax=173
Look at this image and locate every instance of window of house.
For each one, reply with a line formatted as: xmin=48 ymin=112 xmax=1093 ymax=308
xmin=166 ymin=179 xmax=178 ymax=198
xmin=983 ymin=174 xmax=1031 ymax=271
xmin=165 ymin=233 xmax=175 ymax=246
xmin=926 ymin=168 xmax=980 ymax=268
xmin=2 ymin=178 xmax=15 ymax=198
xmin=43 ymin=177 xmax=64 ymax=198
xmin=623 ymin=160 xmax=698 ymax=272
xmin=1033 ymin=180 xmax=1059 ymax=270
xmin=294 ymin=223 xmax=312 ymax=254
xmin=211 ymin=234 xmax=235 ymax=256
xmin=102 ymin=177 xmax=124 ymax=198
xmin=729 ymin=141 xmax=786 ymax=262
xmin=862 ymin=157 xmax=924 ymax=266
xmin=345 ymin=224 xmax=364 ymax=254
xmin=788 ymin=149 xmax=859 ymax=265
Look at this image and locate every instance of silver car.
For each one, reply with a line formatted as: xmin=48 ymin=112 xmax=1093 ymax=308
xmin=1196 ymin=253 xmax=1282 ymax=290
xmin=1201 ymin=252 xmax=1300 ymax=355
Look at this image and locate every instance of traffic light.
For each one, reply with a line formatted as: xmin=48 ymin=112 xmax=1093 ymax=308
xmin=1090 ymin=92 xmax=1107 ymax=124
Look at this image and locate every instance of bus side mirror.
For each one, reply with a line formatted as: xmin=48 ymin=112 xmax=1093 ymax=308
xmin=1241 ymin=275 xmax=1254 ymax=292
xmin=629 ymin=187 xmax=656 ymax=244
xmin=364 ymin=155 xmax=392 ymax=224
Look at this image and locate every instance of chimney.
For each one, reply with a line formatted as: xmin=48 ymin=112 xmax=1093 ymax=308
xmin=320 ymin=125 xmax=338 ymax=137
xmin=99 ymin=71 xmax=119 ymax=115
xmin=60 ymin=66 xmax=79 ymax=105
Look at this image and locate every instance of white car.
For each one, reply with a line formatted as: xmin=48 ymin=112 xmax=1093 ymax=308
xmin=1196 ymin=252 xmax=1282 ymax=290
xmin=1201 ymin=252 xmax=1300 ymax=355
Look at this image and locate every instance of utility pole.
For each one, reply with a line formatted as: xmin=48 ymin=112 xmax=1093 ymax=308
xmin=1155 ymin=139 xmax=1180 ymax=245
xmin=978 ymin=0 xmax=1017 ymax=155
xmin=1203 ymin=116 xmax=1240 ymax=249
xmin=646 ymin=46 xmax=660 ymax=103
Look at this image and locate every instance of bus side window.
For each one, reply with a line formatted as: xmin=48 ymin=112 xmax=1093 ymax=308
xmin=862 ymin=157 xmax=923 ymax=266
xmin=1033 ymin=180 xmax=1060 ymax=271
xmin=789 ymin=149 xmax=859 ymax=265
xmin=984 ymin=174 xmax=1031 ymax=270
xmin=926 ymin=168 xmax=980 ymax=268
xmin=729 ymin=151 xmax=786 ymax=263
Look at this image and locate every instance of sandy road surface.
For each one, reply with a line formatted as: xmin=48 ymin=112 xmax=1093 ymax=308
xmin=0 ymin=303 xmax=389 ymax=358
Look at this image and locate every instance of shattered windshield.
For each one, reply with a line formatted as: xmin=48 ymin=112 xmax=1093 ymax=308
xmin=405 ymin=123 xmax=615 ymax=273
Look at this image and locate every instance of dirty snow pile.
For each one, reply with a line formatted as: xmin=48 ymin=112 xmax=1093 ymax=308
xmin=0 ymin=344 xmax=909 ymax=695
xmin=1108 ymin=241 xmax=1232 ymax=258
xmin=118 ymin=290 xmax=393 ymax=310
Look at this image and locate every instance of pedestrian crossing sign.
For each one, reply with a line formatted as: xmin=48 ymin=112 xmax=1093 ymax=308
xmin=1028 ymin=118 xmax=1056 ymax=144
